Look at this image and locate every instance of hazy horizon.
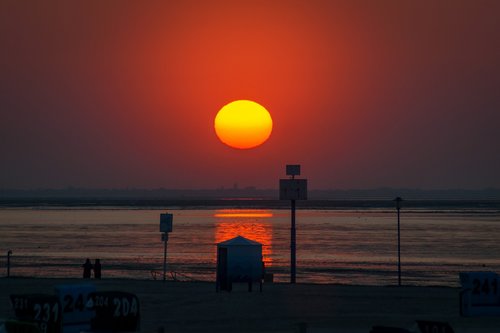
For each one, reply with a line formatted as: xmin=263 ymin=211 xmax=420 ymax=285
xmin=3 ymin=186 xmax=500 ymax=202
xmin=2 ymin=185 xmax=500 ymax=191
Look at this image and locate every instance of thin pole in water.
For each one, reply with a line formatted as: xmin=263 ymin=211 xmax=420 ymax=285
xmin=281 ymin=164 xmax=306 ymax=285
xmin=291 ymin=199 xmax=296 ymax=284
xmin=163 ymin=233 xmax=168 ymax=283
xmin=394 ymin=197 xmax=402 ymax=286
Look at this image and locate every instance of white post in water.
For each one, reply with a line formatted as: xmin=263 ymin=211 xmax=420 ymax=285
xmin=279 ymin=164 xmax=307 ymax=284
xmin=160 ymin=213 xmax=173 ymax=282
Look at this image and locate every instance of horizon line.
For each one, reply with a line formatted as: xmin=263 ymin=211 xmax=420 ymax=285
xmin=1 ymin=187 xmax=500 ymax=191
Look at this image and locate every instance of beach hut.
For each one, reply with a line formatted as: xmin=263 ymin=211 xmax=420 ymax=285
xmin=216 ymin=235 xmax=264 ymax=292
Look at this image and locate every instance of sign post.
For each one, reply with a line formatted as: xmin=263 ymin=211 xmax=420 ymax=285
xmin=279 ymin=164 xmax=307 ymax=284
xmin=160 ymin=213 xmax=173 ymax=283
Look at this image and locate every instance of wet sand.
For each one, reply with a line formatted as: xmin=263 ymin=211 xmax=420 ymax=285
xmin=1 ymin=278 xmax=499 ymax=332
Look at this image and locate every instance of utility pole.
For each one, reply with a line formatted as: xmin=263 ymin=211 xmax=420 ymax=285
xmin=280 ymin=164 xmax=307 ymax=284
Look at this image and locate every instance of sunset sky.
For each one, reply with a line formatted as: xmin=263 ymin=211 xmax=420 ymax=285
xmin=1 ymin=1 xmax=499 ymax=190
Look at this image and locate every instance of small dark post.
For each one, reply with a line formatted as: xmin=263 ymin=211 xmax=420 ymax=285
xmin=7 ymin=250 xmax=12 ymax=277
xmin=160 ymin=213 xmax=173 ymax=284
xmin=163 ymin=233 xmax=168 ymax=282
xmin=394 ymin=197 xmax=403 ymax=286
xmin=291 ymin=198 xmax=296 ymax=284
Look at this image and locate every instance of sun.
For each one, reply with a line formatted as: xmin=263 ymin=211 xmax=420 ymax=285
xmin=214 ymin=100 xmax=273 ymax=149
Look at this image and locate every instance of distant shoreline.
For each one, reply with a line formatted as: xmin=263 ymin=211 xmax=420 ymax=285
xmin=1 ymin=198 xmax=500 ymax=210
xmin=2 ymin=187 xmax=500 ymax=201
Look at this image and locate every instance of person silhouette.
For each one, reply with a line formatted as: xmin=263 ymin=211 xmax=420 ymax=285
xmin=94 ymin=259 xmax=102 ymax=279
xmin=82 ymin=258 xmax=93 ymax=278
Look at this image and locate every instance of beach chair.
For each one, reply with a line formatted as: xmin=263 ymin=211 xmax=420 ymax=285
xmin=85 ymin=291 xmax=140 ymax=332
xmin=9 ymin=294 xmax=62 ymax=333
xmin=459 ymin=271 xmax=500 ymax=316
xmin=55 ymin=283 xmax=96 ymax=333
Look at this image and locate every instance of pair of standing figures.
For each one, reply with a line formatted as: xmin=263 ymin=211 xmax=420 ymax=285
xmin=82 ymin=258 xmax=101 ymax=279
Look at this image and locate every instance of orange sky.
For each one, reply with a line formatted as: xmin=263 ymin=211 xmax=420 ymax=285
xmin=1 ymin=1 xmax=499 ymax=189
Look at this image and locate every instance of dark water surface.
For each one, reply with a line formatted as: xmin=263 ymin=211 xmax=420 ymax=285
xmin=1 ymin=205 xmax=499 ymax=286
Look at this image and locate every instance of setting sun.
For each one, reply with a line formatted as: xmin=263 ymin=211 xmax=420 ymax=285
xmin=214 ymin=100 xmax=273 ymax=149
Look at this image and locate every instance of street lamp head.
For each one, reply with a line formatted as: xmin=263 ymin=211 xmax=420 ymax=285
xmin=394 ymin=197 xmax=403 ymax=209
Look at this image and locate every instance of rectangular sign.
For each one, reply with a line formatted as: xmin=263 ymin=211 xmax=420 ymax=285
xmin=286 ymin=164 xmax=301 ymax=176
xmin=160 ymin=213 xmax=173 ymax=233
xmin=279 ymin=179 xmax=307 ymax=200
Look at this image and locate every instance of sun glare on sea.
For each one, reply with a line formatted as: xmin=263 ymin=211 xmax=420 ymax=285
xmin=214 ymin=100 xmax=273 ymax=149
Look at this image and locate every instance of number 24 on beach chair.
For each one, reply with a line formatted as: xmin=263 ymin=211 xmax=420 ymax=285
xmin=459 ymin=271 xmax=500 ymax=317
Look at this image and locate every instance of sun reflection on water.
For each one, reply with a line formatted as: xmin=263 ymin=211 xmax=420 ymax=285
xmin=214 ymin=209 xmax=273 ymax=218
xmin=214 ymin=209 xmax=274 ymax=265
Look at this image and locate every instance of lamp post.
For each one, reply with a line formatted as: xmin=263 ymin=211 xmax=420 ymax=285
xmin=394 ymin=197 xmax=403 ymax=286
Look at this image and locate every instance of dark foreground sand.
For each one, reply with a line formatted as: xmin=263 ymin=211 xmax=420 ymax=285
xmin=1 ymin=278 xmax=499 ymax=333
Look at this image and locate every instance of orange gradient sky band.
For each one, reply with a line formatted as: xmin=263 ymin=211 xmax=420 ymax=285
xmin=0 ymin=2 xmax=499 ymax=189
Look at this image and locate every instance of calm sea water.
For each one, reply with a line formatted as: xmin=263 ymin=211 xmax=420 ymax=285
xmin=1 ymin=207 xmax=499 ymax=286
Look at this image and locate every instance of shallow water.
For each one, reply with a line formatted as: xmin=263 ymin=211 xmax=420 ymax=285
xmin=1 ymin=207 xmax=499 ymax=286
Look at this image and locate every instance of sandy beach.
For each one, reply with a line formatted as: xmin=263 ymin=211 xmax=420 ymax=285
xmin=1 ymin=278 xmax=499 ymax=333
